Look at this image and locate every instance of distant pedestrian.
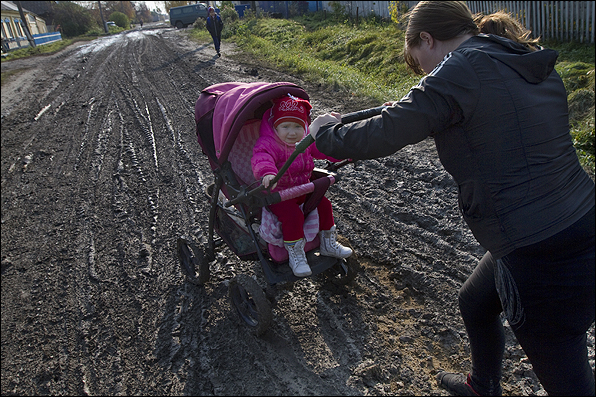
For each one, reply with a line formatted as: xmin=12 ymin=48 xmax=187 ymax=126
xmin=140 ymin=19 xmax=143 ymax=28
xmin=206 ymin=6 xmax=223 ymax=57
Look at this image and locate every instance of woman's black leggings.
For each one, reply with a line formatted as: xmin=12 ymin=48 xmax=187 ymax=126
xmin=458 ymin=206 xmax=595 ymax=396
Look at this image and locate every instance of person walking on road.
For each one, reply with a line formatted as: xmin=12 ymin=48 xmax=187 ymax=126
xmin=309 ymin=1 xmax=595 ymax=395
xmin=206 ymin=6 xmax=223 ymax=57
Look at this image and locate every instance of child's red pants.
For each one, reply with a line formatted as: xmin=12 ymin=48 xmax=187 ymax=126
xmin=268 ymin=195 xmax=334 ymax=242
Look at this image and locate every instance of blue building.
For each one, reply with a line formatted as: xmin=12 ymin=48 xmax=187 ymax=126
xmin=235 ymin=1 xmax=324 ymax=18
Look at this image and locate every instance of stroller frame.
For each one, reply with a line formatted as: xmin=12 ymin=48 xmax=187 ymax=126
xmin=179 ymin=81 xmax=382 ymax=335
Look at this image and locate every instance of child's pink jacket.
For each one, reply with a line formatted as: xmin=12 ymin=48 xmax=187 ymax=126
xmin=251 ymin=112 xmax=338 ymax=193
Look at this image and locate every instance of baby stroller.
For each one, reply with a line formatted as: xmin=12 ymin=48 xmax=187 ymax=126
xmin=178 ymin=81 xmax=383 ymax=335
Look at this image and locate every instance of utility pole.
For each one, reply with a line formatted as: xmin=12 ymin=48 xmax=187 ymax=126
xmin=15 ymin=1 xmax=36 ymax=48
xmin=98 ymin=1 xmax=108 ymax=33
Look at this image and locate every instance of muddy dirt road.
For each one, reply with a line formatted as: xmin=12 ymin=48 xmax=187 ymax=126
xmin=2 ymin=25 xmax=594 ymax=396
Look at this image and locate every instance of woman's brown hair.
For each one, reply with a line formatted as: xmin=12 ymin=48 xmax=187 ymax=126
xmin=403 ymin=2 xmax=539 ymax=75
xmin=475 ymin=11 xmax=540 ymax=50
xmin=404 ymin=1 xmax=479 ymax=75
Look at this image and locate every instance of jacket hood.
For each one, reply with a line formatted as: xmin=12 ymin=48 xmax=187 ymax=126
xmin=459 ymin=34 xmax=559 ymax=84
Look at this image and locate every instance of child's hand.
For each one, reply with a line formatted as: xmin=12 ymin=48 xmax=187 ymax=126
xmin=309 ymin=113 xmax=341 ymax=140
xmin=262 ymin=174 xmax=276 ymax=189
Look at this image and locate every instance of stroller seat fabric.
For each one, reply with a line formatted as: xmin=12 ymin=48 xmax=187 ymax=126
xmin=228 ymin=119 xmax=261 ymax=186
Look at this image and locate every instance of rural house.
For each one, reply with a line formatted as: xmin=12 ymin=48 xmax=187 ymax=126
xmin=1 ymin=0 xmax=61 ymax=53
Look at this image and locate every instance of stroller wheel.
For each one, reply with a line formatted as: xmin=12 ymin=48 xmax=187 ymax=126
xmin=177 ymin=237 xmax=210 ymax=285
xmin=229 ymin=274 xmax=272 ymax=336
xmin=324 ymin=236 xmax=361 ymax=286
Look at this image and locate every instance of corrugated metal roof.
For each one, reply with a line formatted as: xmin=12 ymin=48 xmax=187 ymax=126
xmin=1 ymin=1 xmax=35 ymax=15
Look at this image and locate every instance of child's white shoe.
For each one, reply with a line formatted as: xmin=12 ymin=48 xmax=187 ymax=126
xmin=284 ymin=238 xmax=311 ymax=277
xmin=319 ymin=225 xmax=352 ymax=258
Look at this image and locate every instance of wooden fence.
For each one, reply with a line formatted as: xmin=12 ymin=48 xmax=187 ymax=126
xmin=466 ymin=1 xmax=594 ymax=43
xmin=324 ymin=1 xmax=595 ymax=43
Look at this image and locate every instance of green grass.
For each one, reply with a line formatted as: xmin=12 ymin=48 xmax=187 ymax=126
xmin=546 ymin=41 xmax=596 ymax=175
xmin=1 ymin=38 xmax=77 ymax=62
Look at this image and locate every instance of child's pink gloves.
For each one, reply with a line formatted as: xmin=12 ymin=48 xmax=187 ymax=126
xmin=262 ymin=174 xmax=277 ymax=189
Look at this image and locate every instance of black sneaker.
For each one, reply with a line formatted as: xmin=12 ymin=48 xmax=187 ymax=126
xmin=436 ymin=372 xmax=480 ymax=396
xmin=217 ymin=52 xmax=221 ymax=57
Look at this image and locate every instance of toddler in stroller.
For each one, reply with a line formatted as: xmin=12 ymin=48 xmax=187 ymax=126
xmin=252 ymin=94 xmax=352 ymax=277
xmin=179 ymin=81 xmax=384 ymax=336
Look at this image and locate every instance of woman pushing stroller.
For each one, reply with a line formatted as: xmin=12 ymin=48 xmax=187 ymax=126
xmin=308 ymin=2 xmax=595 ymax=395
xmin=252 ymin=94 xmax=353 ymax=277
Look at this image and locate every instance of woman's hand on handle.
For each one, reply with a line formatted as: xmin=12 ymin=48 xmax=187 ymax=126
xmin=309 ymin=112 xmax=341 ymax=140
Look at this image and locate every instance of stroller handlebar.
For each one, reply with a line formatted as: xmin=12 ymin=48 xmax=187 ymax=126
xmin=340 ymin=105 xmax=386 ymax=124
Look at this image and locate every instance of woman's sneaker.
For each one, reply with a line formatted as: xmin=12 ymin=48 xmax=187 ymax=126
xmin=436 ymin=372 xmax=502 ymax=396
xmin=436 ymin=372 xmax=479 ymax=396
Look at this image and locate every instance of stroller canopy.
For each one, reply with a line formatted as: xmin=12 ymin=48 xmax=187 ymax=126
xmin=195 ymin=81 xmax=310 ymax=164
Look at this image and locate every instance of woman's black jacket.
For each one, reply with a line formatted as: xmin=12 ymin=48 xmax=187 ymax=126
xmin=315 ymin=34 xmax=595 ymax=258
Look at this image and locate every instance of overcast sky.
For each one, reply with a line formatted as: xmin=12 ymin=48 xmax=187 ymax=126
xmin=141 ymin=1 xmax=165 ymax=13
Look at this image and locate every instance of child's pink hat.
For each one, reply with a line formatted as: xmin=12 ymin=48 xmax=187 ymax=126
xmin=271 ymin=95 xmax=312 ymax=130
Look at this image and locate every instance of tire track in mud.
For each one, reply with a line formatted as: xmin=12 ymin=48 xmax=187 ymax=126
xmin=3 ymin=33 xmax=128 ymax=394
xmin=75 ymin=33 xmax=199 ymax=393
xmin=68 ymin=67 xmax=133 ymax=395
xmin=126 ymin=37 xmax=223 ymax=392
xmin=96 ymin=30 xmax=220 ymax=394
xmin=0 ymin=29 xmax=212 ymax=395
